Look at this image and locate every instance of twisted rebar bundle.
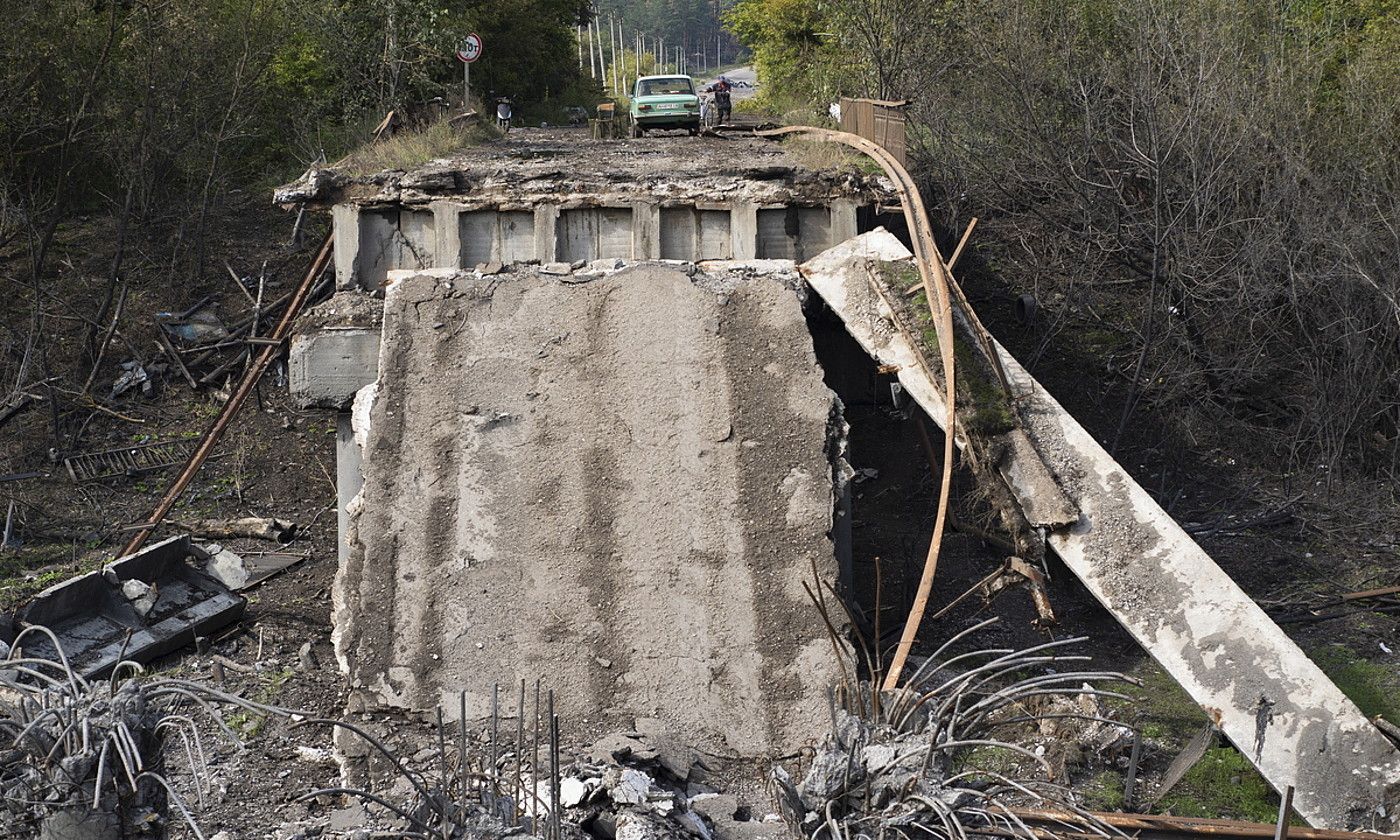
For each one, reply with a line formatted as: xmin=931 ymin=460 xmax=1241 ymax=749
xmin=782 ymin=612 xmax=1137 ymax=840
xmin=0 ymin=626 xmax=292 ymax=838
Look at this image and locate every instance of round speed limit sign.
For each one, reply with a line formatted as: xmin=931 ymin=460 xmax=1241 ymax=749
xmin=457 ymin=33 xmax=483 ymax=63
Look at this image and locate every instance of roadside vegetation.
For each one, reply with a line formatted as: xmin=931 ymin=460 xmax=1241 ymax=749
xmin=729 ymin=0 xmax=1400 ymax=822
xmin=0 ymin=0 xmax=599 ymax=588
xmin=729 ymin=0 xmax=1400 ymax=481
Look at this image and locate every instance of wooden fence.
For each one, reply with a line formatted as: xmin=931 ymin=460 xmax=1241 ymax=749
xmin=839 ymin=98 xmax=909 ymax=167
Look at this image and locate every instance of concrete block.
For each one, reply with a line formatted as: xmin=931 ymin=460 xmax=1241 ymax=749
xmin=333 ymin=204 xmax=361 ymax=290
xmin=498 ymin=211 xmax=535 ymax=263
xmin=756 ymin=207 xmax=832 ymax=262
xmin=794 ymin=206 xmax=832 ymax=262
xmin=337 ymin=265 xmax=841 ymax=756
xmin=399 ymin=209 xmax=436 ymax=271
xmin=697 ymin=209 xmax=733 ymax=260
xmin=558 ymin=207 xmax=633 ymax=263
xmin=660 ymin=208 xmax=697 ymax=261
xmin=756 ymin=207 xmax=795 ymax=260
xmin=730 ymin=201 xmax=757 ymax=259
xmin=633 ymin=202 xmax=662 ymax=260
xmin=336 ymin=412 xmax=364 ymax=570
xmin=357 ymin=210 xmax=398 ymax=290
xmin=289 ymin=329 xmax=382 ymax=410
xmin=534 ymin=205 xmax=559 ymax=263
xmin=830 ymin=199 xmax=858 ymax=247
xmin=459 ymin=209 xmax=497 ymax=266
xmin=431 ymin=202 xmax=463 ymax=269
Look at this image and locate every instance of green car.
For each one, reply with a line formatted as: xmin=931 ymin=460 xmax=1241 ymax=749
xmin=629 ymin=75 xmax=701 ymax=137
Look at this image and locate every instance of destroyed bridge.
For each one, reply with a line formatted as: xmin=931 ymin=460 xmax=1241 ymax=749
xmin=16 ymin=131 xmax=1396 ymax=835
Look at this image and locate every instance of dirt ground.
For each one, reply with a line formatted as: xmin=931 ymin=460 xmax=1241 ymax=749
xmin=2 ymin=126 xmax=1397 ymax=834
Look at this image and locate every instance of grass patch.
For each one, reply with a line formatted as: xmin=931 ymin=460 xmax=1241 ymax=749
xmin=338 ymin=118 xmax=498 ymax=177
xmin=227 ymin=666 xmax=295 ymax=739
xmin=0 ymin=543 xmax=109 ymax=612
xmin=1309 ymin=644 xmax=1400 ymax=722
xmin=952 ymin=744 xmax=1020 ymax=779
xmin=1080 ymin=771 xmax=1126 ymax=811
xmin=953 ymin=334 xmax=1015 ymax=435
xmin=783 ymin=139 xmax=870 ymax=174
xmin=1157 ymin=746 xmax=1278 ymax=822
xmin=1111 ymin=660 xmax=1207 ymax=742
xmin=884 ymin=258 xmax=1015 ymax=436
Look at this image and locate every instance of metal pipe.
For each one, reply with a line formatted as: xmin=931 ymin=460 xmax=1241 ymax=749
xmin=119 ymin=232 xmax=333 ymax=558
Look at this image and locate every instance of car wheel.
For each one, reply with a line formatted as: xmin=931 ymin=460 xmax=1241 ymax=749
xmin=688 ymin=122 xmax=700 ymax=136
xmin=629 ymin=120 xmax=641 ymax=139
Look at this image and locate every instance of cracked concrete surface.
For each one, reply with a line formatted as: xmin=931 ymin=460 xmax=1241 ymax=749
xmin=333 ymin=263 xmax=842 ymax=756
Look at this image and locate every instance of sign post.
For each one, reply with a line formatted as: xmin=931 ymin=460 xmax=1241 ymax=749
xmin=456 ymin=33 xmax=483 ymax=108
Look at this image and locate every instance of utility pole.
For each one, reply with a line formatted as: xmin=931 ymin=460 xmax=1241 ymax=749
xmin=596 ymin=18 xmax=607 ymax=85
xmin=611 ymin=17 xmax=621 ymax=95
xmin=588 ymin=21 xmax=597 ymax=79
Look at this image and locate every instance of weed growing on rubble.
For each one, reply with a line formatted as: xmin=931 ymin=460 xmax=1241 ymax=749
xmin=0 ymin=626 xmax=295 ymax=838
xmin=1157 ymin=747 xmax=1276 ymax=823
xmin=1309 ymin=644 xmax=1400 ymax=723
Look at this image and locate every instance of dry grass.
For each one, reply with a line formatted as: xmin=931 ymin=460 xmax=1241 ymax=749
xmin=338 ymin=117 xmax=499 ymax=176
xmin=782 ymin=138 xmax=875 ymax=174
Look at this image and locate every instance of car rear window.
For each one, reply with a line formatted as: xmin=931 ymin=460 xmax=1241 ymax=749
xmin=638 ymin=78 xmax=694 ymax=97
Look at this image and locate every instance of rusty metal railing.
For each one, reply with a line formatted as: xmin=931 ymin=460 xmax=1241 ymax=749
xmin=839 ymin=98 xmax=910 ymax=168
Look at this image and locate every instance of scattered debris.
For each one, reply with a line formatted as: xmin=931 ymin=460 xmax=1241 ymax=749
xmin=63 ymin=438 xmax=200 ymax=483
xmin=772 ymin=618 xmax=1130 ymax=839
xmin=109 ymin=359 xmax=156 ymax=400
xmin=1271 ymin=584 xmax=1400 ymax=625
xmin=12 ymin=535 xmax=246 ymax=679
xmin=158 ymin=308 xmax=230 ymax=345
xmin=0 ymin=627 xmax=294 ymax=837
xmin=558 ymin=720 xmax=730 ymax=840
xmin=173 ymin=516 xmax=298 ymax=543
xmin=852 ymin=467 xmax=879 ymax=484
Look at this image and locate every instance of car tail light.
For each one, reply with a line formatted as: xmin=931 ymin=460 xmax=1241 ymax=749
xmin=638 ymin=104 xmax=652 ymax=111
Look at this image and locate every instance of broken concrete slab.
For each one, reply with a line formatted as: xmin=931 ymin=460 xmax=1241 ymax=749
xmin=289 ymin=330 xmax=381 ymax=410
xmin=14 ymin=535 xmax=246 ymax=679
xmin=800 ymin=230 xmax=1400 ymax=830
xmin=203 ymin=543 xmax=250 ymax=590
xmin=275 ymin=137 xmax=891 ymax=214
xmin=334 ymin=263 xmax=843 ymax=757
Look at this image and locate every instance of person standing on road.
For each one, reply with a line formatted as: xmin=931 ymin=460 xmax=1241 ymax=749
xmin=704 ymin=77 xmax=733 ymax=124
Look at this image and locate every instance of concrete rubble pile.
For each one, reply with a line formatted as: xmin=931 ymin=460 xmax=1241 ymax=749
xmin=559 ymin=721 xmax=786 ymax=840
xmin=769 ymin=697 xmax=1127 ymax=840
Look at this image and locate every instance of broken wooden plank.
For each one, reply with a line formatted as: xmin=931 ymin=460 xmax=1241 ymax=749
xmin=1149 ymin=724 xmax=1217 ymax=806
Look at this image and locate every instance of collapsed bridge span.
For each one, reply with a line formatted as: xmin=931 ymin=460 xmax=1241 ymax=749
xmin=281 ymin=133 xmax=1400 ymax=830
xmin=802 ymin=230 xmax=1400 ymax=831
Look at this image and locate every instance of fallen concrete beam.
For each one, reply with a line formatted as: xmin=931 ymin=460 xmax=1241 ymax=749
xmin=801 ymin=230 xmax=1400 ymax=831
